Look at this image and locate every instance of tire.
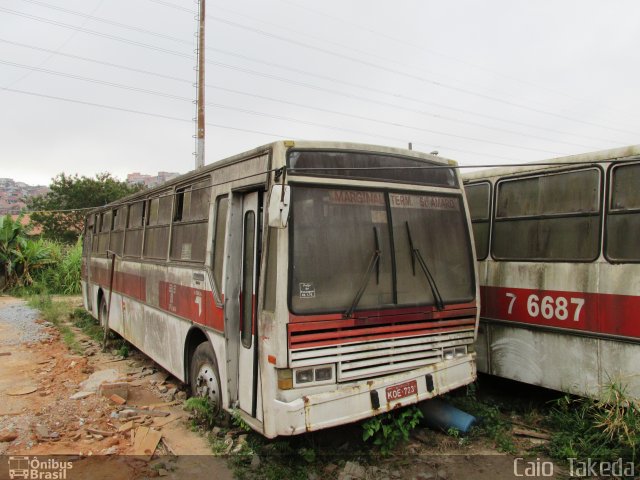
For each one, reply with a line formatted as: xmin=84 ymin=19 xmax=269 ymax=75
xmin=98 ymin=294 xmax=108 ymax=328
xmin=189 ymin=342 xmax=222 ymax=415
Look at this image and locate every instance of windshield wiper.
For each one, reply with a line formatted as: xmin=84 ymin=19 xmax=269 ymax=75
xmin=406 ymin=222 xmax=445 ymax=310
xmin=344 ymin=227 xmax=381 ymax=318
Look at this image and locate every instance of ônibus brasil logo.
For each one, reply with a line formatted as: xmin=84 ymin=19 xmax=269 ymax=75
xmin=7 ymin=457 xmax=73 ymax=479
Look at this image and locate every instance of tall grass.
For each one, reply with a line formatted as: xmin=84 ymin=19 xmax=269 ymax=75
xmin=547 ymin=382 xmax=640 ymax=462
xmin=27 ymin=238 xmax=82 ymax=295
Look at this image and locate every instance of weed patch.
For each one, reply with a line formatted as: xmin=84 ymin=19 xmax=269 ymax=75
xmin=446 ymin=383 xmax=516 ymax=453
xmin=184 ymin=397 xmax=220 ymax=430
xmin=362 ymin=406 xmax=423 ymax=455
xmin=70 ymin=307 xmax=104 ymax=343
xmin=28 ymin=294 xmax=83 ymax=353
xmin=546 ymin=383 xmax=640 ymax=462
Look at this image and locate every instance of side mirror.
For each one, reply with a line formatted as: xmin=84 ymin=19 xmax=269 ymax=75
xmin=268 ymin=185 xmax=291 ymax=228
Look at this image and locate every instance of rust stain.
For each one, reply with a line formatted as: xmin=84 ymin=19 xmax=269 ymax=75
xmin=303 ymin=396 xmax=312 ymax=432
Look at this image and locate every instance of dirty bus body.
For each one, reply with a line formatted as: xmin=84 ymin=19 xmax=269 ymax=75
xmin=464 ymin=145 xmax=640 ymax=399
xmin=81 ymin=140 xmax=479 ymax=438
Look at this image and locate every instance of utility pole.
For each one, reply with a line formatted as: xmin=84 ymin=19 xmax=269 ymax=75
xmin=195 ymin=0 xmax=206 ymax=169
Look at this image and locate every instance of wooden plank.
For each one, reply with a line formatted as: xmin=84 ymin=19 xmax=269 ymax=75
xmin=86 ymin=428 xmax=115 ymax=437
xmin=123 ymin=407 xmax=170 ymax=417
xmin=118 ymin=421 xmax=134 ymax=433
xmin=153 ymin=414 xmax=182 ymax=428
xmin=512 ymin=427 xmax=551 ymax=440
xmin=132 ymin=426 xmax=148 ymax=452
xmin=133 ymin=426 xmax=161 ymax=460
xmin=145 ymin=401 xmax=179 ymax=409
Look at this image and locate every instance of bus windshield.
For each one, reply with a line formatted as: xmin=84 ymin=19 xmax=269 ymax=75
xmin=290 ymin=186 xmax=475 ymax=315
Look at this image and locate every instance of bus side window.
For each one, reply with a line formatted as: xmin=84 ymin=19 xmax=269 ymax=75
xmin=174 ymin=186 xmax=189 ymax=222
xmin=91 ymin=214 xmax=99 ymax=253
xmin=171 ymin=179 xmax=211 ymax=263
xmin=110 ymin=206 xmax=127 ymax=256
xmin=606 ymin=163 xmax=640 ymax=262
xmin=124 ymin=201 xmax=145 ymax=258
xmin=464 ymin=182 xmax=491 ymax=260
xmin=85 ymin=215 xmax=94 ymax=253
xmin=493 ymin=169 xmax=601 ymax=261
xmin=212 ymin=195 xmax=229 ymax=298
xmin=144 ymin=192 xmax=172 ymax=259
xmin=98 ymin=211 xmax=112 ymax=254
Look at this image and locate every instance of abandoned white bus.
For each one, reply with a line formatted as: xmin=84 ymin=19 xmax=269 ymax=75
xmin=464 ymin=145 xmax=640 ymax=399
xmin=81 ymin=140 xmax=479 ymax=437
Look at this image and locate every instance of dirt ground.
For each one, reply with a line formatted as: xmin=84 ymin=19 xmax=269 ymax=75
xmin=0 ymin=295 xmax=232 ymax=479
xmin=0 ymin=295 xmax=563 ymax=480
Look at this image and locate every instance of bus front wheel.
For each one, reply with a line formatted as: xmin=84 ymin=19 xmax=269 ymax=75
xmin=190 ymin=342 xmax=221 ymax=415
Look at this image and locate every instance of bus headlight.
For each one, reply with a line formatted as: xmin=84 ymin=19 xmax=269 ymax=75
xmin=314 ymin=366 xmax=333 ymax=382
xmin=454 ymin=346 xmax=467 ymax=357
xmin=295 ymin=369 xmax=314 ymax=384
xmin=443 ymin=346 xmax=467 ymax=360
xmin=277 ymin=365 xmax=336 ymax=389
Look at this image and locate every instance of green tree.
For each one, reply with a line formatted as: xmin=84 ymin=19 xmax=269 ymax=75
xmin=0 ymin=214 xmax=57 ymax=291
xmin=27 ymin=173 xmax=142 ymax=243
xmin=0 ymin=214 xmax=27 ymax=287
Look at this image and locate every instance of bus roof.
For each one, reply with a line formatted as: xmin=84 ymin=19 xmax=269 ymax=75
xmin=463 ymin=144 xmax=640 ymax=182
xmin=90 ymin=140 xmax=457 ymax=212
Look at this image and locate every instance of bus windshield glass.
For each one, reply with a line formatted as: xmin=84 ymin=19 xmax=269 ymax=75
xmin=290 ymin=187 xmax=474 ymax=315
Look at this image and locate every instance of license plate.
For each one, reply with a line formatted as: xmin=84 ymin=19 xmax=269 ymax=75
xmin=385 ymin=379 xmax=418 ymax=402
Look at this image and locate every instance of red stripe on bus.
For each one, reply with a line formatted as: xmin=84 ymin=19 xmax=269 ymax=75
xmin=481 ymin=286 xmax=640 ymax=339
xmin=158 ymin=281 xmax=224 ymax=332
xmin=86 ymin=265 xmax=223 ymax=332
xmin=289 ymin=301 xmax=477 ymax=323
xmin=290 ymin=317 xmax=475 ymax=345
xmin=289 ymin=324 xmax=475 ymax=350
xmin=90 ymin=266 xmax=147 ymax=302
xmin=288 ymin=308 xmax=477 ymax=333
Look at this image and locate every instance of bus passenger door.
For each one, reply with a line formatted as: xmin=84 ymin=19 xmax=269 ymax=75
xmin=227 ymin=191 xmax=262 ymax=418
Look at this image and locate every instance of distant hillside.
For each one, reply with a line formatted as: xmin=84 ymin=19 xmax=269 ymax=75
xmin=0 ymin=178 xmax=49 ymax=215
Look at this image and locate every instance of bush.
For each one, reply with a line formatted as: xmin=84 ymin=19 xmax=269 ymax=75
xmin=33 ymin=238 xmax=82 ymax=294
xmin=1 ymin=215 xmax=60 ymax=292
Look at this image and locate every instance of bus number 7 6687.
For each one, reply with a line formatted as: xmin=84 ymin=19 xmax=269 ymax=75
xmin=505 ymin=292 xmax=585 ymax=322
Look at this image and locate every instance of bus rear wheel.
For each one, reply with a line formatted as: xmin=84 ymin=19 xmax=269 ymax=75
xmin=190 ymin=342 xmax=221 ymax=415
xmin=98 ymin=294 xmax=108 ymax=328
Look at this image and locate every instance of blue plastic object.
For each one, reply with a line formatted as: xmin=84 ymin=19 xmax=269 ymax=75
xmin=418 ymin=398 xmax=477 ymax=433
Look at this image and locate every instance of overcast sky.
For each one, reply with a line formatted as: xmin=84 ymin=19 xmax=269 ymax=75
xmin=1 ymin=0 xmax=639 ymax=185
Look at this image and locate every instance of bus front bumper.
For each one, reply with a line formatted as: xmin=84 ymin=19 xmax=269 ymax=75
xmin=270 ymin=355 xmax=476 ymax=437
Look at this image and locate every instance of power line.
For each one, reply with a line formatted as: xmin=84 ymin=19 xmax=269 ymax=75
xmin=0 ymin=58 xmax=569 ymax=156
xmin=0 ymin=39 xmax=601 ymax=152
xmin=0 ymin=6 xmax=627 ymax=146
xmin=3 ymin=86 xmax=530 ymax=162
xmin=278 ymin=0 xmax=640 ymax=124
xmin=1 ymin=86 xmax=290 ymax=139
xmin=152 ymin=0 xmax=540 ymax=115
xmin=2 ymin=0 xmax=105 ymax=89
xmin=0 ymin=7 xmax=194 ymax=60
xmin=146 ymin=0 xmax=639 ymax=137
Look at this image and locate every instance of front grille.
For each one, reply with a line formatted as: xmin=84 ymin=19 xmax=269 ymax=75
xmin=288 ymin=314 xmax=476 ymax=381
